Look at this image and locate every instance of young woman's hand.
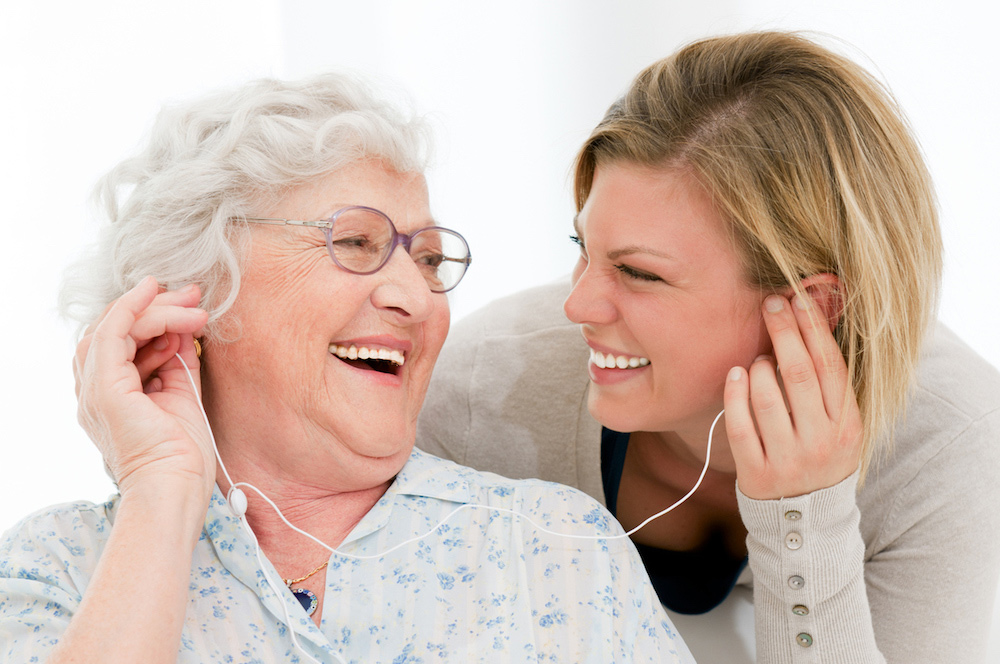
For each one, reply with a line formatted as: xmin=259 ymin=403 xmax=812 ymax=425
xmin=73 ymin=276 xmax=214 ymax=500
xmin=724 ymin=293 xmax=863 ymax=500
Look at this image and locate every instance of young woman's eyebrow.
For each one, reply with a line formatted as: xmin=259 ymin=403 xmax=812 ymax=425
xmin=574 ymin=212 xmax=674 ymax=261
xmin=607 ymin=245 xmax=677 ymax=261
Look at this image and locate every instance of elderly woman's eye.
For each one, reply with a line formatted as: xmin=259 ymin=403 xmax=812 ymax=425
xmin=332 ymin=235 xmax=372 ymax=249
xmin=331 ymin=235 xmax=382 ymax=259
xmin=414 ymin=252 xmax=445 ymax=269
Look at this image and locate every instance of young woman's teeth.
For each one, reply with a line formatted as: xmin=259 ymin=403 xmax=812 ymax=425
xmin=590 ymin=349 xmax=650 ymax=369
xmin=329 ymin=344 xmax=405 ymax=366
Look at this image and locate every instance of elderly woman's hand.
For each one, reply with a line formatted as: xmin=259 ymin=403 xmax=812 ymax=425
xmin=74 ymin=276 xmax=214 ymax=500
xmin=723 ymin=293 xmax=864 ymax=500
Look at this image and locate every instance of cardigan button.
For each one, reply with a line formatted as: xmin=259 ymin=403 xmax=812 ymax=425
xmin=788 ymin=575 xmax=805 ymax=590
xmin=796 ymin=632 xmax=814 ymax=647
xmin=792 ymin=604 xmax=809 ymax=616
xmin=785 ymin=510 xmax=802 ymax=521
xmin=785 ymin=532 xmax=803 ymax=550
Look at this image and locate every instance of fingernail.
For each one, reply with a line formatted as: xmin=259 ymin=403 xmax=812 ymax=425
xmin=728 ymin=367 xmax=743 ymax=381
xmin=764 ymin=296 xmax=784 ymax=313
xmin=754 ymin=354 xmax=771 ymax=363
xmin=153 ymin=336 xmax=169 ymax=350
xmin=794 ymin=294 xmax=810 ymax=310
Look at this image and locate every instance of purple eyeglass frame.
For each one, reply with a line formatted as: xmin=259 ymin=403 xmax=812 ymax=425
xmin=245 ymin=205 xmax=472 ymax=293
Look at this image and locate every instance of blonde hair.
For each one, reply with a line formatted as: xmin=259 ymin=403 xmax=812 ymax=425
xmin=574 ymin=31 xmax=942 ymax=479
xmin=60 ymin=72 xmax=430 ymax=340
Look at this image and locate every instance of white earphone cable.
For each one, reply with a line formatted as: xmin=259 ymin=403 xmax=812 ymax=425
xmin=174 ymin=352 xmax=720 ymax=661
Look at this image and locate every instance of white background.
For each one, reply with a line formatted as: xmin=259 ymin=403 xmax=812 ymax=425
xmin=2 ymin=0 xmax=998 ymax=654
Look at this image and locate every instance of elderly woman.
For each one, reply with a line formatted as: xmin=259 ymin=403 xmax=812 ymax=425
xmin=419 ymin=31 xmax=1000 ymax=663
xmin=0 ymin=74 xmax=691 ymax=663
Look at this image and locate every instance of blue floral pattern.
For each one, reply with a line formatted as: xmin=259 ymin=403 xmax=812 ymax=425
xmin=0 ymin=450 xmax=693 ymax=662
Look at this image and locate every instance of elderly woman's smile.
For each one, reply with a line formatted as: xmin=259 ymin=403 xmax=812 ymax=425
xmin=201 ymin=159 xmax=450 ymax=486
xmin=329 ymin=341 xmax=407 ymax=374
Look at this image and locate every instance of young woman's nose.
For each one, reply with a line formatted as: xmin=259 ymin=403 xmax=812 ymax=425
xmin=564 ymin=261 xmax=617 ymax=326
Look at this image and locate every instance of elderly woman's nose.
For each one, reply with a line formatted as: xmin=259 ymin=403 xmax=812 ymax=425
xmin=370 ymin=246 xmax=436 ymax=319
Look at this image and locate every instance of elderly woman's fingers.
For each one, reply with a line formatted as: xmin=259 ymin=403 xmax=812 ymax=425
xmin=75 ymin=283 xmax=204 ymax=385
xmin=76 ymin=284 xmax=205 ymax=375
xmin=81 ymin=283 xmax=201 ymax=339
xmin=76 ymin=277 xmax=158 ymax=388
xmin=134 ymin=333 xmax=182 ymax=386
xmin=127 ymin=305 xmax=207 ymax=350
xmin=73 ymin=278 xmax=216 ymax=497
xmin=143 ymin=375 xmax=164 ymax=395
xmin=76 ymin=279 xmax=208 ymax=434
xmin=133 ymin=333 xmax=205 ymax=394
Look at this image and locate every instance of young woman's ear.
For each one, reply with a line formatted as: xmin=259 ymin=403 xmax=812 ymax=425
xmin=781 ymin=273 xmax=843 ymax=333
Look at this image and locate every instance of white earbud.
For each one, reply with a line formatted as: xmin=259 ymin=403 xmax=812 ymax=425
xmin=228 ymin=487 xmax=248 ymax=518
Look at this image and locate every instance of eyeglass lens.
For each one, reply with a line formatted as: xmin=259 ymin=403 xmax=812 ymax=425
xmin=326 ymin=207 xmax=470 ymax=292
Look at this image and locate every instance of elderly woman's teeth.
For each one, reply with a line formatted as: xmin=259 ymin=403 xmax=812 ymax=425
xmin=590 ymin=349 xmax=650 ymax=370
xmin=330 ymin=344 xmax=405 ymax=366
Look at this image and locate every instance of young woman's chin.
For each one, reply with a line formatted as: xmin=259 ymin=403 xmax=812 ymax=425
xmin=587 ymin=388 xmax=654 ymax=433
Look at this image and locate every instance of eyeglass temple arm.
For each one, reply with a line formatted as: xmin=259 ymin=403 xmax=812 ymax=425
xmin=244 ymin=217 xmax=332 ymax=229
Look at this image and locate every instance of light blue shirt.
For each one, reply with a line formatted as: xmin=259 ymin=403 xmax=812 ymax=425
xmin=0 ymin=449 xmax=693 ymax=663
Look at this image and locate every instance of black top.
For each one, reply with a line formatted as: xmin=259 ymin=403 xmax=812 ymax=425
xmin=601 ymin=427 xmax=747 ymax=615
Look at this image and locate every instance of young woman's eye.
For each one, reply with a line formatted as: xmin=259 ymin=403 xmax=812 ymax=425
xmin=615 ymin=264 xmax=662 ymax=282
xmin=570 ymin=235 xmax=588 ymax=260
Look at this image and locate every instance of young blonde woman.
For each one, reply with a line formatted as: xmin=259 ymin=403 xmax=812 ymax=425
xmin=419 ymin=31 xmax=1000 ymax=663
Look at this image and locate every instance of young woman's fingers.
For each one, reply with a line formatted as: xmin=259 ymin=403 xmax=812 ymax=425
xmin=761 ymin=294 xmax=827 ymax=431
xmin=748 ymin=354 xmax=795 ymax=455
xmin=723 ymin=365 xmax=765 ymax=470
xmin=790 ymin=293 xmax=851 ymax=419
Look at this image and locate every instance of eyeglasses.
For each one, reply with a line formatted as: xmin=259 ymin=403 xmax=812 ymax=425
xmin=245 ymin=205 xmax=472 ymax=293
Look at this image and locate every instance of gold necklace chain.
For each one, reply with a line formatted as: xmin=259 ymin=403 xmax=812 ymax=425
xmin=283 ymin=560 xmax=329 ymax=587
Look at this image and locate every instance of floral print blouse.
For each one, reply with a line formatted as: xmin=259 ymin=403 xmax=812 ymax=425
xmin=0 ymin=449 xmax=693 ymax=663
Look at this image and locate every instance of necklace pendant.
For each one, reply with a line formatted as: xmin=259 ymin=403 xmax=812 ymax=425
xmin=291 ymin=587 xmax=319 ymax=616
